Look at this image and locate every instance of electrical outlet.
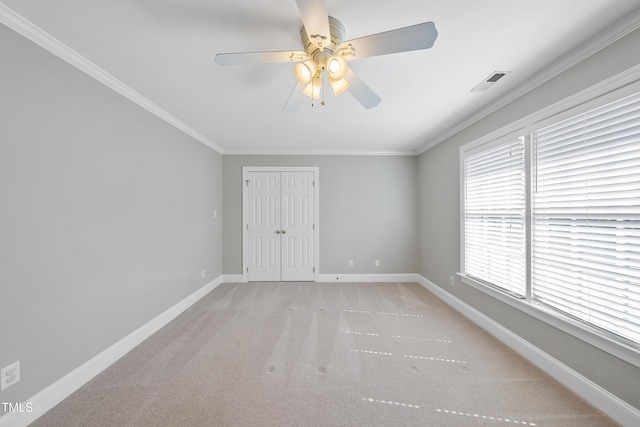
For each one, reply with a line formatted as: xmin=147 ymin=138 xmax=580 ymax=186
xmin=348 ymin=259 xmax=353 ymax=268
xmin=1 ymin=361 xmax=20 ymax=391
xmin=375 ymin=260 xmax=380 ymax=267
xmin=449 ymin=276 xmax=455 ymax=286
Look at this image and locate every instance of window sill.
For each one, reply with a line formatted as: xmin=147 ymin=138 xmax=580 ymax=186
xmin=459 ymin=273 xmax=640 ymax=369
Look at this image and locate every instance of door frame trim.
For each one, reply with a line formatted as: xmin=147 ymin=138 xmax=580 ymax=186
xmin=242 ymin=166 xmax=320 ymax=282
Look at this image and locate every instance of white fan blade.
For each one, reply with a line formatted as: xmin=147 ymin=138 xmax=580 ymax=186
xmin=295 ymin=0 xmax=330 ymax=45
xmin=340 ymin=22 xmax=437 ymax=59
xmin=345 ymin=69 xmax=381 ymax=109
xmin=215 ymin=50 xmax=307 ymax=66
xmin=283 ymin=83 xmax=308 ymax=112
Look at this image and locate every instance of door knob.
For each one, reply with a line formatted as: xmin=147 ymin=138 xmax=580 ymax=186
xmin=281 ymin=230 xmax=286 ymax=234
xmin=275 ymin=230 xmax=281 ymax=234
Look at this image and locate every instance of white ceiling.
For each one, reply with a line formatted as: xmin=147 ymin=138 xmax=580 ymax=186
xmin=2 ymin=0 xmax=640 ymax=154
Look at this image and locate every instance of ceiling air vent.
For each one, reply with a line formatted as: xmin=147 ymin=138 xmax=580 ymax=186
xmin=471 ymin=71 xmax=511 ymax=93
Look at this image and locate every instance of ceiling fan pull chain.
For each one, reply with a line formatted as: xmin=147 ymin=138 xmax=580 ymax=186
xmin=311 ymin=76 xmax=315 ymax=107
xmin=321 ymin=69 xmax=326 ymax=106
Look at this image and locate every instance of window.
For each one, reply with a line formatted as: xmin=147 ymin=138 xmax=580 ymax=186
xmin=463 ymin=137 xmax=526 ymax=297
xmin=532 ymin=91 xmax=640 ymax=345
xmin=461 ymin=82 xmax=640 ymax=354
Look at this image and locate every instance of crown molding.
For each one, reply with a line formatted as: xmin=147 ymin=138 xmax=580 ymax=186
xmin=417 ymin=7 xmax=640 ymax=155
xmin=222 ymin=149 xmax=417 ymax=156
xmin=0 ymin=4 xmax=224 ymax=155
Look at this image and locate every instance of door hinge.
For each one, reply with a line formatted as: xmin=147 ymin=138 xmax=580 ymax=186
xmin=313 ymin=180 xmax=315 ymax=187
xmin=245 ymin=180 xmax=250 ymax=187
xmin=246 ymin=224 xmax=249 ymax=230
xmin=313 ymin=267 xmax=315 ymax=273
xmin=312 ymin=224 xmax=315 ymax=230
xmin=246 ymin=267 xmax=249 ymax=273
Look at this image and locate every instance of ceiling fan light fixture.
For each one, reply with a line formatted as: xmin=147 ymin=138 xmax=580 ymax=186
xmin=326 ymin=55 xmax=348 ymax=81
xmin=328 ymin=58 xmax=340 ymax=73
xmin=294 ymin=61 xmax=317 ymax=86
xmin=329 ymin=78 xmax=350 ymax=96
xmin=216 ymin=2 xmax=439 ymax=110
xmin=302 ymin=78 xmax=322 ymax=99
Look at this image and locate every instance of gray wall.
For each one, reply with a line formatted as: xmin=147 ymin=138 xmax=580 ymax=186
xmin=418 ymin=27 xmax=640 ymax=410
xmin=0 ymin=24 xmax=222 ymax=408
xmin=222 ymin=155 xmax=418 ymax=276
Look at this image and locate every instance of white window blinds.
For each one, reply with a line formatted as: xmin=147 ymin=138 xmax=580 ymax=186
xmin=532 ymin=91 xmax=640 ymax=344
xmin=464 ymin=137 xmax=526 ymax=297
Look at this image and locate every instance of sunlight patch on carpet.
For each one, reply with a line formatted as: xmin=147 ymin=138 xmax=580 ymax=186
xmin=404 ymin=354 xmax=466 ymax=364
xmin=342 ymin=309 xmax=424 ymax=318
xmin=346 ymin=331 xmax=380 ymax=336
xmin=436 ymin=408 xmax=536 ymax=425
xmin=363 ymin=397 xmax=420 ymax=409
xmin=394 ymin=335 xmax=452 ymax=343
xmin=350 ymin=349 xmax=393 ymax=356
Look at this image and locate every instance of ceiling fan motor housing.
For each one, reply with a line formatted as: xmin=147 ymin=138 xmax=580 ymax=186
xmin=301 ymin=16 xmax=346 ymax=66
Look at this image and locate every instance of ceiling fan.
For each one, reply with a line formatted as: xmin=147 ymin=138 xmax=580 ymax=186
xmin=215 ymin=0 xmax=438 ymax=111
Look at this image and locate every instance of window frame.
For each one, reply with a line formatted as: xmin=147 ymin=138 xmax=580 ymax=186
xmin=459 ymin=76 xmax=640 ymax=369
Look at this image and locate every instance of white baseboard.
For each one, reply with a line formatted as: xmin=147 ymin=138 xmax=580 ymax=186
xmin=416 ymin=274 xmax=640 ymax=427
xmin=222 ymin=273 xmax=419 ymax=283
xmin=317 ymin=273 xmax=420 ymax=283
xmin=221 ymin=274 xmax=245 ymax=283
xmin=0 ymin=276 xmax=223 ymax=427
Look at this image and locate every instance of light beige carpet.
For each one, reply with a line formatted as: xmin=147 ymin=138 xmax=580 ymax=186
xmin=32 ymin=282 xmax=618 ymax=426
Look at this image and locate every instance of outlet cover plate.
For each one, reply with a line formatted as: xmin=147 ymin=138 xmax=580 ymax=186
xmin=1 ymin=361 xmax=20 ymax=391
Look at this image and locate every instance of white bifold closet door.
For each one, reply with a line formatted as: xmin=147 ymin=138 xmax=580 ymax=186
xmin=247 ymin=171 xmax=315 ymax=281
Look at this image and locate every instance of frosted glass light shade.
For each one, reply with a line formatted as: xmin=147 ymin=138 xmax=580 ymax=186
xmin=302 ymin=79 xmax=322 ymax=99
xmin=326 ymin=56 xmax=348 ymax=81
xmin=294 ymin=61 xmax=317 ymax=86
xmin=329 ymin=78 xmax=350 ymax=96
